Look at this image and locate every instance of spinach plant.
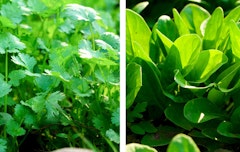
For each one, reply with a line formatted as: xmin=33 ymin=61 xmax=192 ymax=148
xmin=0 ymin=0 xmax=119 ymax=151
xmin=127 ymin=3 xmax=240 ymax=151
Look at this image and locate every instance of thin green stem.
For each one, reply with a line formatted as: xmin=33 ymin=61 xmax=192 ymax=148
xmin=4 ymin=51 xmax=8 ymax=138
xmin=89 ymin=23 xmax=95 ymax=50
xmin=101 ymin=132 xmax=118 ymax=152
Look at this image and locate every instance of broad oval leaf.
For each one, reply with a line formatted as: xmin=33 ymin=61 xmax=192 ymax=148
xmin=154 ymin=15 xmax=179 ymax=41
xmin=230 ymin=21 xmax=240 ymax=60
xmin=165 ymin=103 xmax=194 ymax=131
xmin=164 ymin=34 xmax=201 ymax=75
xmin=186 ymin=49 xmax=228 ymax=83
xmin=126 ymin=143 xmax=157 ymax=152
xmin=224 ymin=5 xmax=240 ymax=22
xmin=217 ymin=121 xmax=240 ymax=139
xmin=126 ymin=9 xmax=151 ymax=62
xmin=174 ymin=69 xmax=215 ymax=89
xmin=203 ymin=7 xmax=223 ymax=49
xmin=173 ymin=8 xmax=190 ymax=36
xmin=141 ymin=126 xmax=183 ymax=146
xmin=167 ymin=133 xmax=200 ymax=152
xmin=216 ymin=62 xmax=240 ymax=92
xmin=126 ymin=63 xmax=142 ymax=109
xmin=132 ymin=1 xmax=149 ymax=14
xmin=180 ymin=3 xmax=210 ymax=36
xmin=184 ymin=98 xmax=224 ymax=123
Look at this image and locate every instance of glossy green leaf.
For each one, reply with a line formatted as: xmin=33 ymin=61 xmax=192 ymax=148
xmin=203 ymin=7 xmax=223 ymax=49
xmin=154 ymin=15 xmax=179 ymax=41
xmin=126 ymin=143 xmax=157 ymax=152
xmin=132 ymin=1 xmax=149 ymax=14
xmin=173 ymin=8 xmax=190 ymax=36
xmin=224 ymin=5 xmax=240 ymax=22
xmin=180 ymin=4 xmax=210 ymax=36
xmin=141 ymin=126 xmax=183 ymax=146
xmin=130 ymin=124 xmax=145 ymax=135
xmin=230 ymin=21 xmax=240 ymax=59
xmin=207 ymin=88 xmax=225 ymax=106
xmin=217 ymin=121 xmax=240 ymax=139
xmin=131 ymin=121 xmax=157 ymax=135
xmin=165 ymin=103 xmax=194 ymax=131
xmin=184 ymin=98 xmax=224 ymax=123
xmin=155 ymin=30 xmax=173 ymax=55
xmin=186 ymin=49 xmax=228 ymax=83
xmin=126 ymin=9 xmax=151 ymax=61
xmin=216 ymin=62 xmax=240 ymax=92
xmin=174 ymin=69 xmax=215 ymax=89
xmin=164 ymin=34 xmax=201 ymax=75
xmin=126 ymin=62 xmax=142 ymax=109
xmin=149 ymin=15 xmax=177 ymax=63
xmin=230 ymin=107 xmax=240 ymax=126
xmin=167 ymin=133 xmax=200 ymax=152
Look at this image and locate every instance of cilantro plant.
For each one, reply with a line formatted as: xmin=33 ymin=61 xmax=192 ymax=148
xmin=127 ymin=3 xmax=240 ymax=151
xmin=0 ymin=0 xmax=119 ymax=151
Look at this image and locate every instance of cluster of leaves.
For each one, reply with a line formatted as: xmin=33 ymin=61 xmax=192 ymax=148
xmin=0 ymin=0 xmax=119 ymax=151
xmin=127 ymin=0 xmax=240 ymax=27
xmin=127 ymin=3 xmax=240 ymax=152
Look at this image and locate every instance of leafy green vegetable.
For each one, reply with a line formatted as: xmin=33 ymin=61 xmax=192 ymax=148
xmin=167 ymin=134 xmax=200 ymax=152
xmin=127 ymin=3 xmax=240 ymax=152
xmin=0 ymin=0 xmax=119 ymax=151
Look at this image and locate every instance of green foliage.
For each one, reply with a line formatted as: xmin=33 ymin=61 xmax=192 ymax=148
xmin=0 ymin=0 xmax=119 ymax=151
xmin=127 ymin=3 xmax=240 ymax=152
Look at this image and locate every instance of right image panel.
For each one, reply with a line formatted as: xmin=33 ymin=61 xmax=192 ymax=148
xmin=126 ymin=1 xmax=240 ymax=151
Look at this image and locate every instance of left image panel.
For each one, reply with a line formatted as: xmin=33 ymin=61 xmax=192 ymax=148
xmin=0 ymin=0 xmax=120 ymax=151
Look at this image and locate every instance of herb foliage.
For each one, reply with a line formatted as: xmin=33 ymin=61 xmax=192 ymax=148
xmin=127 ymin=3 xmax=240 ymax=152
xmin=0 ymin=0 xmax=119 ymax=151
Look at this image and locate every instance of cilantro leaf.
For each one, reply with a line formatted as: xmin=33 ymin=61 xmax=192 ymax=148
xmin=9 ymin=70 xmax=26 ymax=87
xmin=0 ymin=16 xmax=17 ymax=29
xmin=61 ymin=4 xmax=101 ymax=22
xmin=6 ymin=119 xmax=26 ymax=137
xmin=0 ymin=138 xmax=7 ymax=152
xmin=106 ymin=129 xmax=120 ymax=144
xmin=35 ymin=74 xmax=59 ymax=91
xmin=45 ymin=91 xmax=65 ymax=119
xmin=11 ymin=53 xmax=37 ymax=72
xmin=101 ymin=32 xmax=120 ymax=50
xmin=14 ymin=104 xmax=36 ymax=128
xmin=0 ymin=112 xmax=13 ymax=126
xmin=27 ymin=0 xmax=47 ymax=13
xmin=111 ymin=108 xmax=119 ymax=126
xmin=69 ymin=77 xmax=92 ymax=97
xmin=0 ymin=78 xmax=12 ymax=98
xmin=0 ymin=33 xmax=26 ymax=54
xmin=93 ymin=115 xmax=109 ymax=131
xmin=0 ymin=2 xmax=23 ymax=25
